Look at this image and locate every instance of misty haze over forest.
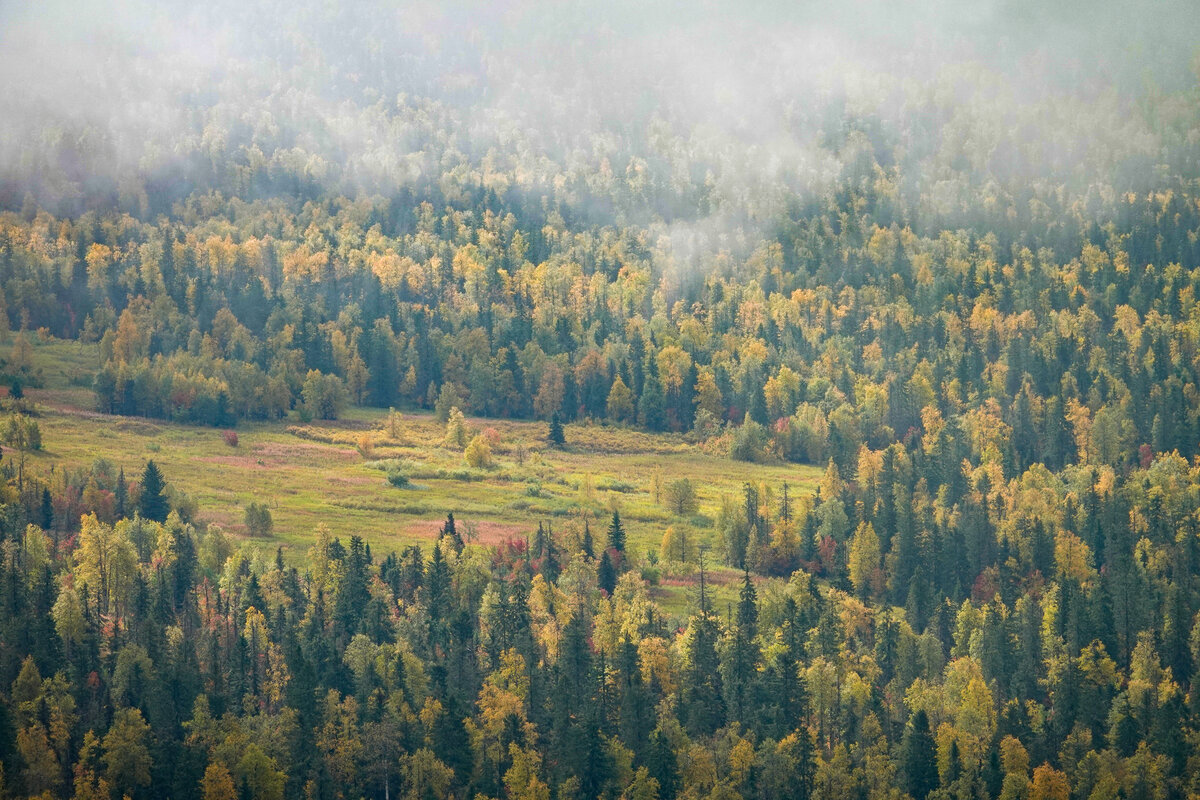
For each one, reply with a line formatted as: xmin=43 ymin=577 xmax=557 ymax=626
xmin=4 ymin=0 xmax=1199 ymax=244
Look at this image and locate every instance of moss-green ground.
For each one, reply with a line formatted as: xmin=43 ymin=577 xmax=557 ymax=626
xmin=18 ymin=336 xmax=821 ymax=616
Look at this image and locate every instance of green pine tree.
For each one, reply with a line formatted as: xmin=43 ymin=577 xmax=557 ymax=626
xmin=638 ymin=357 xmax=666 ymax=431
xmin=115 ymin=467 xmax=127 ymax=520
xmin=607 ymin=510 xmax=626 ymax=553
xmin=442 ymin=512 xmax=462 ymax=551
xmin=548 ymin=412 xmax=566 ymax=447
xmin=582 ymin=519 xmax=595 ymax=560
xmin=598 ymin=551 xmax=616 ymax=594
xmin=683 ymin=555 xmax=725 ymax=736
xmin=902 ymin=709 xmax=939 ymax=800
xmin=138 ymin=460 xmax=169 ymax=523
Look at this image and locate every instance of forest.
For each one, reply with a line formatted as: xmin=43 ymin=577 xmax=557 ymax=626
xmin=2 ymin=0 xmax=1200 ymax=798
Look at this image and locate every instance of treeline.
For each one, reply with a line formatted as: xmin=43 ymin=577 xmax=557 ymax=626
xmin=3 ymin=178 xmax=1200 ymax=476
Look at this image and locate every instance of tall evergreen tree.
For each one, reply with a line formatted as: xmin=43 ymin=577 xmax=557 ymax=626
xmin=425 ymin=544 xmax=452 ymax=660
xmin=597 ymin=551 xmax=616 ymax=595
xmin=540 ymin=524 xmax=560 ymax=583
xmin=683 ymin=555 xmax=724 ymax=735
xmin=724 ymin=568 xmax=760 ymax=726
xmin=616 ymin=635 xmax=652 ymax=754
xmin=607 ymin=510 xmax=626 ymax=553
xmin=40 ymin=487 xmax=53 ymax=531
xmin=581 ymin=519 xmax=595 ymax=560
xmin=638 ymin=356 xmax=667 ymax=432
xmin=335 ymin=536 xmax=370 ymax=637
xmin=645 ymin=728 xmax=679 ymax=800
xmin=442 ymin=512 xmax=462 ymax=552
xmin=138 ymin=460 xmax=169 ymax=523
xmin=548 ymin=413 xmax=566 ymax=448
xmin=115 ymin=467 xmax=127 ymax=520
xmin=902 ymin=709 xmax=939 ymax=800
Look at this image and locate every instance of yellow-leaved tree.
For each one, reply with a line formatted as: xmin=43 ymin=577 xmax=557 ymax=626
xmin=847 ymin=521 xmax=881 ymax=600
xmin=74 ymin=514 xmax=138 ymax=622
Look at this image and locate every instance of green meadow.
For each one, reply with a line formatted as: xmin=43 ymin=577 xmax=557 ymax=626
xmin=18 ymin=336 xmax=820 ymax=615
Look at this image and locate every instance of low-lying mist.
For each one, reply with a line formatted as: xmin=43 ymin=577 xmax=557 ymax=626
xmin=1 ymin=0 xmax=1197 ymax=258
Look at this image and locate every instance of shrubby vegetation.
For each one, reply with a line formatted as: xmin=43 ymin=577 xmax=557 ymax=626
xmin=1 ymin=413 xmax=40 ymax=451
xmin=243 ymin=501 xmax=273 ymax=537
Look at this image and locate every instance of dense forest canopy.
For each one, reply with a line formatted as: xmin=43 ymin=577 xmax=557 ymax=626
xmin=1 ymin=1 xmax=1200 ymax=799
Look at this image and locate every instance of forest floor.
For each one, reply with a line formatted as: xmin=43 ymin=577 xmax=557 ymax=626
xmin=17 ymin=336 xmax=821 ymax=617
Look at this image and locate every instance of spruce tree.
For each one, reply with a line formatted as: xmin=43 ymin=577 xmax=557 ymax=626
xmin=581 ymin=519 xmax=595 ymax=560
xmin=598 ymin=551 xmax=616 ymax=594
xmin=540 ymin=524 xmax=561 ymax=583
xmin=763 ymin=596 xmax=806 ymax=738
xmin=748 ymin=382 xmax=768 ymax=425
xmin=616 ymin=635 xmax=652 ymax=753
xmin=40 ymin=487 xmax=53 ymax=531
xmin=945 ymin=740 xmax=962 ymax=786
xmin=336 ymin=536 xmax=370 ymax=636
xmin=242 ymin=572 xmax=265 ymax=613
xmin=442 ymin=512 xmax=462 ymax=552
xmin=725 ymin=568 xmax=760 ymax=725
xmin=902 ymin=709 xmax=939 ymax=800
xmin=607 ymin=510 xmax=626 ymax=553
xmin=683 ymin=554 xmax=725 ymax=735
xmin=638 ymin=357 xmax=666 ymax=431
xmin=1012 ymin=380 xmax=1038 ymax=469
xmin=115 ymin=467 xmax=127 ymax=520
xmin=138 ymin=460 xmax=169 ymax=522
xmin=425 ymin=544 xmax=451 ymax=654
xmin=533 ymin=522 xmax=548 ymax=559
xmin=645 ymin=729 xmax=679 ymax=800
xmin=548 ymin=412 xmax=566 ymax=447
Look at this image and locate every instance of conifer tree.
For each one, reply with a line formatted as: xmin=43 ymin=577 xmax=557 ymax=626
xmin=581 ymin=519 xmax=594 ymax=560
xmin=425 ymin=544 xmax=452 ymax=655
xmin=539 ymin=523 xmax=561 ymax=583
xmin=533 ymin=521 xmax=548 ymax=559
xmin=725 ymin=568 xmax=760 ymax=725
xmin=902 ymin=709 xmax=938 ymax=800
xmin=638 ymin=357 xmax=666 ymax=431
xmin=597 ymin=551 xmax=616 ymax=595
xmin=114 ymin=468 xmax=127 ymax=520
xmin=336 ymin=536 xmax=370 ymax=636
xmin=442 ymin=512 xmax=462 ymax=552
xmin=616 ymin=635 xmax=652 ymax=753
xmin=683 ymin=554 xmax=724 ymax=735
xmin=40 ymin=487 xmax=53 ymax=531
xmin=137 ymin=460 xmax=168 ymax=523
xmin=607 ymin=510 xmax=626 ymax=553
xmin=548 ymin=413 xmax=565 ymax=447
xmin=645 ymin=729 xmax=679 ymax=800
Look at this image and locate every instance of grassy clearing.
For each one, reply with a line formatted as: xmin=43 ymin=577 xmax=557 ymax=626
xmin=19 ymin=336 xmax=821 ymax=617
